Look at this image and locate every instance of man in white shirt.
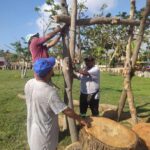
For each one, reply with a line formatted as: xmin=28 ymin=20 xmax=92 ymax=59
xmin=24 ymin=57 xmax=90 ymax=150
xmin=74 ymin=56 xmax=100 ymax=117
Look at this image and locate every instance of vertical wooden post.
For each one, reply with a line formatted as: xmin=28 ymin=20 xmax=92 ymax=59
xmin=118 ymin=0 xmax=150 ymax=124
xmin=117 ymin=0 xmax=137 ymax=123
xmin=60 ymin=0 xmax=78 ymax=142
xmin=69 ymin=0 xmax=77 ymax=60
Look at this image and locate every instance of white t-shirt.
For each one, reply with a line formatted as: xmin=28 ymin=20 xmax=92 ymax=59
xmin=77 ymin=65 xmax=100 ymax=95
xmin=24 ymin=79 xmax=67 ymax=150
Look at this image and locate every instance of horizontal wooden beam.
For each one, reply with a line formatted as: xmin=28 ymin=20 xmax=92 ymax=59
xmin=53 ymin=15 xmax=148 ymax=26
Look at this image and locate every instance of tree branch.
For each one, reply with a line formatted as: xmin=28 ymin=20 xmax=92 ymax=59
xmin=52 ymin=15 xmax=150 ymax=26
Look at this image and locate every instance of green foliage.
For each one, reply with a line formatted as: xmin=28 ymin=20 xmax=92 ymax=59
xmin=34 ymin=6 xmax=40 ymax=12
xmin=11 ymin=41 xmax=30 ymax=62
xmin=45 ymin=0 xmax=60 ymax=14
xmin=46 ymin=0 xmax=54 ymax=5
xmin=0 ymin=50 xmax=4 ymax=57
xmin=81 ymin=23 xmax=128 ymax=66
xmin=135 ymin=8 xmax=145 ymax=20
xmin=77 ymin=4 xmax=150 ymax=67
xmin=77 ymin=0 xmax=88 ymax=18
xmin=139 ymin=50 xmax=150 ymax=62
xmin=10 ymin=53 xmax=18 ymax=62
xmin=116 ymin=12 xmax=129 ymax=19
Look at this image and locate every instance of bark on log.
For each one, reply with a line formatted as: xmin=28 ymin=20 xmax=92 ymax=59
xmin=65 ymin=142 xmax=81 ymax=150
xmin=79 ymin=117 xmax=138 ymax=150
xmin=132 ymin=123 xmax=150 ymax=150
xmin=52 ymin=15 xmax=150 ymax=26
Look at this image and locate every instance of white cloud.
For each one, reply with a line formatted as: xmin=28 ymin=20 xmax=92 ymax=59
xmin=68 ymin=0 xmax=117 ymax=16
xmin=86 ymin=0 xmax=116 ymax=14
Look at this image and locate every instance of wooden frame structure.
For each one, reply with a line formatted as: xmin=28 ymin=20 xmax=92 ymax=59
xmin=57 ymin=0 xmax=150 ymax=143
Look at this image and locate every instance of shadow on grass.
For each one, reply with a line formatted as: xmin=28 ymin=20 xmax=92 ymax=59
xmin=146 ymin=117 xmax=150 ymax=123
xmin=136 ymin=103 xmax=150 ymax=119
xmin=136 ymin=102 xmax=150 ymax=110
xmin=101 ymin=87 xmax=122 ymax=93
xmin=102 ymin=110 xmax=131 ymax=121
xmin=102 ymin=103 xmax=150 ymax=122
xmin=59 ymin=129 xmax=70 ymax=142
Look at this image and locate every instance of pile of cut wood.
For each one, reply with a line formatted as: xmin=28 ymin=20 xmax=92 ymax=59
xmin=65 ymin=117 xmax=150 ymax=150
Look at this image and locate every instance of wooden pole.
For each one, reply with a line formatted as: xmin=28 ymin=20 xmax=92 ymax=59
xmin=69 ymin=0 xmax=77 ymax=60
xmin=52 ymin=15 xmax=150 ymax=26
xmin=117 ymin=0 xmax=138 ymax=124
xmin=60 ymin=0 xmax=78 ymax=142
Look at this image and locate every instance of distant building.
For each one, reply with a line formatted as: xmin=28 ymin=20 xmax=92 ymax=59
xmin=0 ymin=57 xmax=6 ymax=68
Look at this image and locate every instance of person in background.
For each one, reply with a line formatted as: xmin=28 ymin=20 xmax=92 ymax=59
xmin=26 ymin=25 xmax=64 ymax=63
xmin=24 ymin=57 xmax=90 ymax=150
xmin=74 ymin=55 xmax=100 ymax=117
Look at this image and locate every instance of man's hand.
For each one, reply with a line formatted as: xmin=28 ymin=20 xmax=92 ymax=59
xmin=79 ymin=118 xmax=92 ymax=128
xmin=78 ymin=69 xmax=84 ymax=74
xmin=61 ymin=24 xmax=69 ymax=35
xmin=63 ymin=107 xmax=92 ymax=128
xmin=54 ymin=25 xmax=62 ymax=32
xmin=78 ymin=69 xmax=89 ymax=76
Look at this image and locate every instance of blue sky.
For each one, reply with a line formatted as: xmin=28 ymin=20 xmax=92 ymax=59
xmin=0 ymin=0 xmax=146 ymax=51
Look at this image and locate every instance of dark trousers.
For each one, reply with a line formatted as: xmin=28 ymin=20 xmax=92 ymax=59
xmin=80 ymin=92 xmax=99 ymax=116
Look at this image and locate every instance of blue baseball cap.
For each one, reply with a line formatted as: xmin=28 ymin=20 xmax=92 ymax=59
xmin=33 ymin=57 xmax=56 ymax=77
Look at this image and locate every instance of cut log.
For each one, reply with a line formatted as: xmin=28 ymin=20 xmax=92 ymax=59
xmin=79 ymin=117 xmax=138 ymax=150
xmin=65 ymin=142 xmax=81 ymax=150
xmin=132 ymin=123 xmax=150 ymax=150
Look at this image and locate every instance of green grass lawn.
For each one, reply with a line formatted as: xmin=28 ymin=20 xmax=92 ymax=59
xmin=0 ymin=70 xmax=150 ymax=149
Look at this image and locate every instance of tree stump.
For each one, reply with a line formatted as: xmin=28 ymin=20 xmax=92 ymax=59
xmin=132 ymin=123 xmax=150 ymax=150
xmin=79 ymin=117 xmax=138 ymax=150
xmin=65 ymin=142 xmax=81 ymax=150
